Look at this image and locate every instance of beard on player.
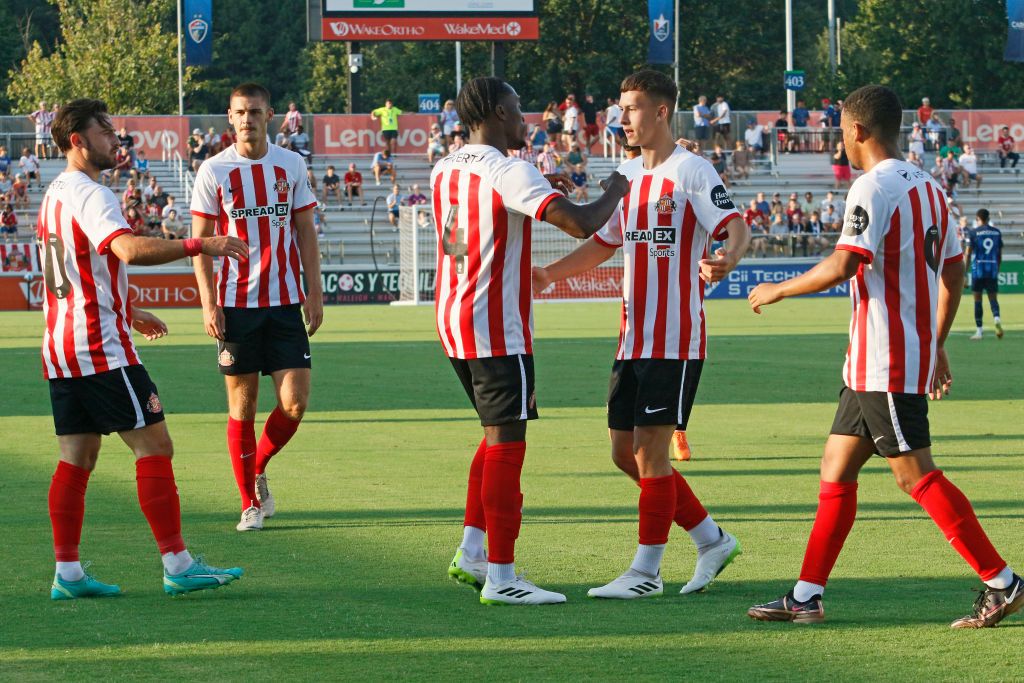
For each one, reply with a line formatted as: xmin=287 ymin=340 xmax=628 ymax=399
xmin=80 ymin=135 xmax=117 ymax=172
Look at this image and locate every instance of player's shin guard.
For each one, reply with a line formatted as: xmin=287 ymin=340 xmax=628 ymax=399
xmin=48 ymin=461 xmax=90 ymax=562
xmin=672 ymin=470 xmax=708 ymax=531
xmin=991 ymin=298 xmax=1001 ymax=318
xmin=136 ymin=456 xmax=186 ymax=555
xmin=255 ymin=407 xmax=301 ymax=475
xmin=911 ymin=470 xmax=1007 ymax=581
xmin=227 ymin=418 xmax=259 ymax=510
xmin=798 ymin=480 xmax=858 ymax=587
xmin=481 ymin=442 xmax=525 ymax=564
xmin=975 ymin=300 xmax=983 ymax=327
xmin=464 ymin=438 xmax=487 ymax=530
xmin=639 ymin=474 xmax=678 ymax=545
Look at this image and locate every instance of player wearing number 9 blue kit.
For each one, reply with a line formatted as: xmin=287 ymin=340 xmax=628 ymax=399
xmin=965 ymin=208 xmax=1003 ymax=340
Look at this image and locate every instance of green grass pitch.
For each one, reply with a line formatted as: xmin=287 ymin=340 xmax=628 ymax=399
xmin=1 ymin=295 xmax=1022 ymax=681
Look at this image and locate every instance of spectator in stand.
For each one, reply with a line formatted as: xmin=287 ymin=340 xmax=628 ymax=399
xmin=1 ymin=203 xmax=18 ymax=240
xmin=749 ymin=213 xmax=769 ymax=257
xmin=791 ymin=99 xmax=810 ymax=151
xmin=820 ymin=203 xmax=841 ymax=232
xmin=28 ymin=101 xmax=54 ymax=160
xmin=940 ymin=150 xmax=961 ymax=192
xmin=312 ymin=202 xmax=328 ymax=237
xmin=0 ymin=146 xmax=10 ymax=175
xmin=959 ymin=144 xmax=982 ymax=188
xmin=561 ymin=95 xmax=580 ymax=151
xmin=769 ymin=203 xmax=788 ymax=255
xmin=743 ymin=198 xmax=764 ymax=226
xmin=710 ymin=94 xmax=732 ymax=147
xmin=439 ymin=99 xmax=459 ymax=144
xmin=806 ymin=210 xmax=829 ymax=255
xmin=939 ymin=138 xmax=963 ymax=159
xmin=372 ymin=148 xmax=396 ymax=185
xmin=205 ymin=127 xmax=220 ymax=155
xmin=321 ymin=165 xmax=342 ymax=206
xmin=0 ymin=172 xmax=11 ymax=204
xmin=448 ymin=122 xmax=467 ymax=150
xmin=930 ymin=154 xmax=946 ymax=182
xmin=906 ymin=150 xmax=924 ymax=170
xmin=132 ymin=150 xmax=150 ymax=183
xmin=800 ymin=191 xmax=816 ymax=221
xmin=282 ymin=101 xmax=303 ymax=135
xmin=371 ymin=99 xmax=404 ymax=155
xmin=220 ymin=126 xmax=235 ymax=152
xmin=710 ymin=145 xmax=729 ymax=186
xmin=744 ymin=120 xmax=764 ymax=156
xmin=692 ymin=95 xmax=712 ymax=142
xmin=161 ymin=195 xmax=179 ymax=220
xmin=948 ymin=117 xmax=962 ymax=146
xmin=536 ymin=142 xmax=561 ymax=175
xmin=831 ymin=140 xmax=851 ymax=189
xmin=49 ymin=101 xmax=63 ymax=158
xmin=516 ymin=140 xmax=538 ymax=166
xmin=818 ymin=98 xmax=840 ymax=152
xmin=289 ymin=125 xmax=311 ymax=161
xmin=385 ymin=184 xmax=402 ymax=227
xmin=770 ymin=191 xmax=783 ymax=214
xmin=121 ymin=179 xmax=138 ymax=210
xmin=161 ymin=209 xmax=185 ymax=240
xmin=406 ymin=184 xmax=428 ymax=206
xmin=755 ymin=191 xmax=770 ymax=216
xmin=144 ymin=197 xmax=162 ymax=232
xmin=566 ymin=142 xmax=587 ymax=173
xmin=125 ymin=206 xmax=146 ymax=236
xmin=908 ymin=121 xmax=925 ymax=158
xmin=188 ymin=130 xmax=208 ymax=172
xmin=997 ymin=126 xmax=1019 ymax=168
xmin=344 ymin=163 xmax=366 ymax=207
xmin=542 ymin=101 xmax=563 ymax=143
xmin=926 ymin=111 xmax=946 ymax=151
xmin=917 ymin=97 xmax=933 ymax=125
xmin=274 ymin=128 xmax=290 ymax=148
xmin=11 ymin=174 xmax=28 ymax=210
xmin=605 ymin=96 xmax=624 ymax=148
xmin=529 ymin=124 xmax=547 ymax=150
xmin=570 ymin=165 xmax=588 ymax=202
xmin=149 ymin=184 xmax=168 ymax=212
xmin=19 ymin=148 xmax=41 ymax=190
xmin=104 ymin=145 xmax=131 ymax=189
xmin=580 ymin=94 xmax=600 ymax=152
xmin=117 ymin=126 xmax=136 ymax=165
xmin=142 ymin=176 xmax=158 ymax=202
xmin=820 ymin=190 xmax=845 ymax=218
xmin=427 ymin=123 xmax=446 ymax=164
xmin=732 ymin=141 xmax=751 ymax=180
xmin=786 ymin=199 xmax=807 ymax=256
xmin=774 ymin=110 xmax=792 ymax=152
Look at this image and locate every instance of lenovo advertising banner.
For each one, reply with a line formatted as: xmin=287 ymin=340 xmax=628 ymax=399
xmin=109 ymin=116 xmax=190 ymax=158
xmin=646 ymin=0 xmax=674 ymax=65
xmin=314 ymin=113 xmax=438 ymax=155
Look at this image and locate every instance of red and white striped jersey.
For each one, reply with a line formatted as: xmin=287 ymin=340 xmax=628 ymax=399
xmin=593 ymin=146 xmax=740 ymax=360
xmin=430 ymin=144 xmax=561 ymax=359
xmin=38 ymin=172 xmax=138 ymax=379
xmin=190 ymin=144 xmax=317 ymax=308
xmin=835 ymin=158 xmax=963 ymax=394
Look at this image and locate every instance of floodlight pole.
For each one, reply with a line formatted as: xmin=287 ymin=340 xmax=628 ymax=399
xmin=673 ymin=0 xmax=679 ymax=95
xmin=177 ymin=0 xmax=184 ymax=115
xmin=828 ymin=0 xmax=837 ymax=75
xmin=785 ymin=0 xmax=795 ymax=113
xmin=455 ymin=41 xmax=462 ymax=94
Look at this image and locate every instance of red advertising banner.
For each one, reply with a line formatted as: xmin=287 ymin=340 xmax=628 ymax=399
xmin=109 ymin=116 xmax=191 ymax=158
xmin=0 ymin=272 xmax=202 ymax=311
xmin=535 ymin=266 xmax=623 ymax=300
xmin=321 ymin=16 xmax=539 ymax=41
xmin=315 ymin=113 xmax=439 ymax=155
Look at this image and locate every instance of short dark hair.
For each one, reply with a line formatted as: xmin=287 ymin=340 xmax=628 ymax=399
xmin=51 ymin=99 xmax=109 ymax=152
xmin=456 ymin=77 xmax=515 ymax=131
xmin=976 ymin=208 xmax=990 ymax=222
xmin=229 ymin=82 xmax=272 ymax=107
xmin=620 ymin=69 xmax=677 ymax=107
xmin=842 ymin=85 xmax=902 ymax=141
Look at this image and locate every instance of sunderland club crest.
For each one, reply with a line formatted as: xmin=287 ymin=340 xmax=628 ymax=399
xmin=274 ymin=178 xmax=291 ymax=194
xmin=655 ymin=193 xmax=677 ymax=215
xmin=188 ymin=18 xmax=209 ymax=44
xmin=146 ymin=392 xmax=163 ymax=414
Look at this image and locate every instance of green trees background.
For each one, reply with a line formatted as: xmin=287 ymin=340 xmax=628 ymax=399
xmin=2 ymin=0 xmax=1022 ymax=114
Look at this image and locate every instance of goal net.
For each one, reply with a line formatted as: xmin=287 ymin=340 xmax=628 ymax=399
xmin=395 ymin=205 xmax=625 ymax=305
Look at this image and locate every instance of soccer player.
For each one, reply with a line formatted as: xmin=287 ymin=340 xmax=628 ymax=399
xmin=437 ymin=76 xmax=629 ymax=605
xmin=191 ymin=83 xmax=323 ymax=532
xmin=41 ymin=99 xmax=247 ymax=599
xmin=965 ymin=208 xmax=1003 ymax=340
xmin=533 ymin=70 xmax=750 ymax=600
xmin=746 ymin=85 xmax=1021 ymax=628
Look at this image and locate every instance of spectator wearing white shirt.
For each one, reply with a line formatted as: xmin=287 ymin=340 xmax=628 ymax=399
xmin=958 ymin=144 xmax=982 ymax=189
xmin=692 ymin=95 xmax=712 ymax=141
xmin=743 ymin=120 xmax=764 ymax=155
xmin=143 ymin=177 xmax=158 ymax=202
xmin=820 ymin=204 xmax=841 ymax=232
xmin=386 ymin=184 xmax=402 ymax=227
xmin=710 ymin=95 xmax=731 ymax=147
xmin=28 ymin=101 xmax=54 ymax=160
xmin=19 ymin=148 xmax=41 ymax=190
xmin=289 ymin=125 xmax=311 ymax=160
xmin=161 ymin=195 xmax=179 ymax=220
xmin=282 ymin=102 xmax=303 ymax=135
xmin=604 ymin=97 xmax=624 ymax=146
xmin=820 ymin=190 xmax=845 ymax=219
xmin=908 ymin=122 xmax=925 ymax=157
xmin=562 ymin=96 xmax=580 ymax=152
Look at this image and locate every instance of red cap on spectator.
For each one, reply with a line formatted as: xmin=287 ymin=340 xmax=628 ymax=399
xmin=821 ymin=98 xmax=831 ymax=105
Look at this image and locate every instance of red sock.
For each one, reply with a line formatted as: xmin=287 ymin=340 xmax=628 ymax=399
xmin=255 ymin=408 xmax=301 ymax=475
xmin=464 ymin=438 xmax=487 ymax=530
xmin=639 ymin=474 xmax=677 ymax=545
xmin=481 ymin=441 xmax=526 ymax=564
xmin=672 ymin=470 xmax=708 ymax=531
xmin=227 ymin=417 xmax=259 ymax=510
xmin=798 ymin=480 xmax=858 ymax=586
xmin=911 ymin=470 xmax=1006 ymax=581
xmin=48 ymin=461 xmax=90 ymax=562
xmin=135 ymin=455 xmax=186 ymax=554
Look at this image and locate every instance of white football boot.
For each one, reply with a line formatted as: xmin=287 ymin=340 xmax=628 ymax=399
xmin=480 ymin=575 xmax=566 ymax=605
xmin=448 ymin=548 xmax=487 ymax=590
xmin=587 ymin=568 xmax=664 ymax=599
xmin=680 ymin=531 xmax=741 ymax=594
xmin=255 ymin=473 xmax=275 ymax=518
xmin=235 ymin=505 xmax=264 ymax=532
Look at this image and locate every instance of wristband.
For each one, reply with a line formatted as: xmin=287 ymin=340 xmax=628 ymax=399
xmin=182 ymin=237 xmax=203 ymax=257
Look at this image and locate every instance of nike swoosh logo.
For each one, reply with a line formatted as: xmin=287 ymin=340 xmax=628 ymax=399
xmin=644 ymin=406 xmax=668 ymax=414
xmin=873 ymin=436 xmax=885 ymax=444
xmin=303 ymin=353 xmax=311 ymax=359
xmin=240 ymin=452 xmax=253 ymax=459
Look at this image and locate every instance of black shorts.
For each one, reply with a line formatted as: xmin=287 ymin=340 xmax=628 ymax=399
xmin=450 ymin=354 xmax=537 ymax=426
xmin=972 ymin=276 xmax=998 ymax=294
xmin=49 ymin=365 xmax=165 ymax=436
xmin=607 ymin=359 xmax=703 ymax=431
xmin=218 ymin=304 xmax=311 ymax=376
xmin=830 ymin=386 xmax=930 ymax=457
xmin=382 ymin=130 xmax=398 ymax=141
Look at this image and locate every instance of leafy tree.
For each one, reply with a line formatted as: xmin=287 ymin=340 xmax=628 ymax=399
xmin=299 ymin=43 xmax=348 ymax=113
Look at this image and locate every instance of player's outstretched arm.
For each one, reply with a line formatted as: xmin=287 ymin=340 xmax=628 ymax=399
xmin=533 ymin=239 xmax=616 ymax=295
xmin=541 ymin=171 xmax=629 ymax=239
xmin=190 ymin=215 xmax=226 ymax=340
xmin=109 ymin=232 xmax=247 ymax=267
xmin=931 ymin=257 xmax=966 ymax=400
xmin=293 ymin=208 xmax=324 ymax=336
xmin=748 ymin=249 xmax=861 ymax=314
xmin=699 ymin=216 xmax=750 ymax=283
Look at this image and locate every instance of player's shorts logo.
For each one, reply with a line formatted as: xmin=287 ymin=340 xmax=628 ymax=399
xmin=710 ymin=185 xmax=735 ymax=210
xmin=655 ymin=194 xmax=677 ymax=215
xmin=218 ymin=349 xmax=235 ymax=367
xmin=844 ymin=205 xmax=870 ymax=236
xmin=273 ymin=178 xmax=291 ymax=194
xmin=146 ymin=392 xmax=163 ymax=414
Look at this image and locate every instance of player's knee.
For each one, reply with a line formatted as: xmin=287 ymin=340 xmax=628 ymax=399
xmin=892 ymin=471 xmax=920 ymax=495
xmin=280 ymin=399 xmax=306 ymax=421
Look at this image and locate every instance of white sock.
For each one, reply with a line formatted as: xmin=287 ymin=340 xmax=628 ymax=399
xmin=460 ymin=526 xmax=486 ymax=559
xmin=161 ymin=549 xmax=193 ymax=576
xmin=793 ymin=580 xmax=825 ymax=602
xmin=55 ymin=561 xmax=84 ymax=582
xmin=630 ymin=544 xmax=666 ymax=576
xmin=985 ymin=566 xmax=1015 ymax=590
xmin=977 ymin=326 xmax=984 ymax=334
xmin=688 ymin=515 xmax=723 ymax=552
xmin=487 ymin=562 xmax=515 ymax=584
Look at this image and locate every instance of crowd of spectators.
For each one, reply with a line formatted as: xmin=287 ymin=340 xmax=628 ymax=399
xmin=742 ymin=189 xmax=846 ymax=258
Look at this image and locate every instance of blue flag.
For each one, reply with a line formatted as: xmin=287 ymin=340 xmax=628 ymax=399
xmin=1006 ymin=0 xmax=1024 ymax=62
xmin=647 ymin=0 xmax=674 ymax=65
xmin=184 ymin=0 xmax=213 ymax=67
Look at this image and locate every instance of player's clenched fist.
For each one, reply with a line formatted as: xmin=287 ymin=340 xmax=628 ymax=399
xmin=748 ymin=282 xmax=783 ymax=314
xmin=532 ymin=266 xmax=552 ymax=296
xmin=699 ymin=247 xmax=737 ymax=284
xmin=201 ymin=236 xmax=249 ymax=261
xmin=544 ymin=173 xmax=574 ymax=197
xmin=599 ymin=170 xmax=630 ymax=197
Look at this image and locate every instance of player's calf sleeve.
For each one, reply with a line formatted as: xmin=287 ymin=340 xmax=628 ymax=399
xmin=255 ymin=407 xmax=301 ymax=475
xmin=974 ymin=300 xmax=983 ymax=327
xmin=798 ymin=480 xmax=858 ymax=586
xmin=227 ymin=417 xmax=259 ymax=509
xmin=911 ymin=470 xmax=1006 ymax=581
xmin=639 ymin=474 xmax=677 ymax=545
xmin=481 ymin=442 xmax=526 ymax=564
xmin=464 ymin=438 xmax=487 ymax=530
xmin=49 ymin=461 xmax=90 ymax=562
xmin=991 ymin=298 xmax=1000 ymax=317
xmin=672 ymin=470 xmax=709 ymax=531
xmin=135 ymin=455 xmax=186 ymax=555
